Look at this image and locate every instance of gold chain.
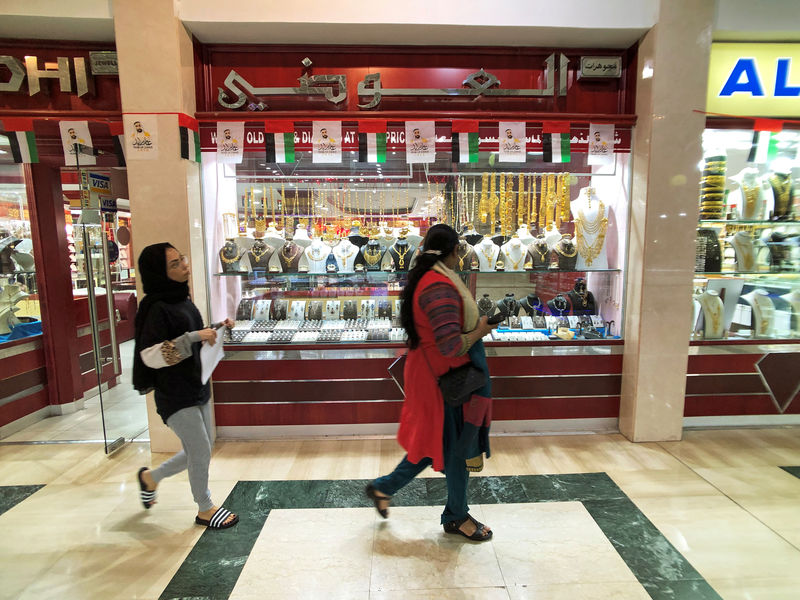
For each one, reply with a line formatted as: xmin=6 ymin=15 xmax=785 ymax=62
xmin=574 ymin=200 xmax=608 ymax=266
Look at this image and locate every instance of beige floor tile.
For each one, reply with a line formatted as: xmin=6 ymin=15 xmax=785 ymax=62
xmin=0 ymin=549 xmax=68 ymax=600
xmin=707 ymin=577 xmax=800 ymax=600
xmin=370 ymin=505 xmax=504 ymax=591
xmin=484 ymin=503 xmax=638 ymax=586
xmin=507 ymin=581 xmax=651 ymax=600
xmin=607 ymin=466 xmax=722 ymax=499
xmin=631 ymin=494 xmax=800 ymax=580
xmin=229 ymin=507 xmax=375 ymax=599
xmin=372 ymin=588 xmax=511 ymax=599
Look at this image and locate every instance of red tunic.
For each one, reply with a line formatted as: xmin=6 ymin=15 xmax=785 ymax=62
xmin=397 ymin=271 xmax=469 ymax=471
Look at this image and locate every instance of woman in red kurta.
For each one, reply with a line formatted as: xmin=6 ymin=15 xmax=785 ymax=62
xmin=366 ymin=224 xmax=495 ymax=541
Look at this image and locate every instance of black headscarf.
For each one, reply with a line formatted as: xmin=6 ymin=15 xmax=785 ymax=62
xmin=132 ymin=242 xmax=191 ymax=393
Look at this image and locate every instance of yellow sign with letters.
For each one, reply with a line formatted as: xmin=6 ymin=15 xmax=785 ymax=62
xmin=707 ymin=43 xmax=800 ymax=117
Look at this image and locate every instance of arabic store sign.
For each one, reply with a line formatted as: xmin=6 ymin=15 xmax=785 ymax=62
xmin=707 ymin=43 xmax=800 ymax=117
xmin=201 ymin=123 xmax=631 ymax=153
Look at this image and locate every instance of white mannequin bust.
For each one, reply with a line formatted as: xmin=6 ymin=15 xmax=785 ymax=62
xmin=762 ymin=157 xmax=795 ymax=219
xmin=780 ymin=289 xmax=800 ymax=337
xmin=292 ymin=225 xmax=312 ymax=248
xmin=698 ymin=289 xmax=725 ymax=339
xmin=742 ymin=289 xmax=775 ymax=337
xmin=333 ymin=238 xmax=358 ymax=272
xmin=500 ymin=237 xmax=528 ymax=272
xmin=514 ymin=225 xmax=534 ymax=246
xmin=304 ymin=238 xmax=330 ymax=273
xmin=728 ymin=166 xmax=763 ymax=220
xmin=571 ymin=186 xmax=610 ymax=270
xmin=730 ymin=231 xmax=756 ymax=272
xmin=474 ymin=236 xmax=500 ymax=271
xmin=543 ymin=222 xmax=561 ymax=249
xmin=264 ymin=222 xmax=285 ymax=250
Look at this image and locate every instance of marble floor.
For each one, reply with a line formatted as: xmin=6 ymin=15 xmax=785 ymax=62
xmin=1 ymin=427 xmax=799 ymax=599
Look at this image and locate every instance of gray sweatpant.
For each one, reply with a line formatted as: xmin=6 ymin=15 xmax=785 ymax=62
xmin=150 ymin=402 xmax=214 ymax=512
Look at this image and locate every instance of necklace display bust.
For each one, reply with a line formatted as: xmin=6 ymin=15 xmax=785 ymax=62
xmin=553 ymin=234 xmax=578 ymax=271
xmin=500 ymin=237 xmax=528 ymax=272
xmin=361 ymin=239 xmax=385 ymax=271
xmin=742 ymin=289 xmax=775 ymax=337
xmin=698 ymin=289 xmax=725 ymax=339
xmin=528 ymin=235 xmax=550 ymax=270
xmin=547 ymin=293 xmax=571 ymax=317
xmin=291 ymin=225 xmax=312 ymax=249
xmin=730 ymin=167 xmax=763 ymax=221
xmin=246 ymin=239 xmax=275 ymax=271
xmin=386 ymin=238 xmax=415 ymax=271
xmin=780 ymin=289 xmax=800 ymax=336
xmin=475 ymin=236 xmax=500 ymax=271
xmin=766 ymin=168 xmax=793 ymax=220
xmin=571 ymin=186 xmax=610 ymax=270
xmin=264 ymin=224 xmax=285 ymax=250
xmin=348 ymin=221 xmax=369 ymax=248
xmin=496 ymin=293 xmax=520 ymax=318
xmin=304 ymin=239 xmax=331 ymax=274
xmin=514 ymin=225 xmax=534 ymax=246
xmin=566 ymin=277 xmax=596 ymax=316
xmin=456 ymin=240 xmax=477 ymax=272
xmin=520 ymin=292 xmax=545 ymax=316
xmin=219 ymin=240 xmax=244 ymax=272
xmin=730 ymin=231 xmax=756 ymax=272
xmin=333 ymin=238 xmax=358 ymax=272
xmin=277 ymin=241 xmax=303 ymax=273
xmin=477 ymin=294 xmax=496 ymax=318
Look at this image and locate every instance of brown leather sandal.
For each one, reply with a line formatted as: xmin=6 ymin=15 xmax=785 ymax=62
xmin=443 ymin=514 xmax=493 ymax=541
xmin=365 ymin=483 xmax=391 ymax=518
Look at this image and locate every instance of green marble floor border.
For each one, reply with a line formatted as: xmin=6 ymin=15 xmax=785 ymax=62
xmin=0 ymin=484 xmax=44 ymax=517
xmin=158 ymin=473 xmax=722 ymax=600
xmin=780 ymin=466 xmax=800 ymax=480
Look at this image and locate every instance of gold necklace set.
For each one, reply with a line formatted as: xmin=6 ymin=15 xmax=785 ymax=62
xmin=220 ymin=244 xmax=242 ymax=264
xmin=574 ymin=195 xmax=608 ymax=266
xmin=504 ymin=242 xmax=525 ymax=270
xmin=393 ymin=244 xmax=410 ymax=269
xmin=480 ymin=243 xmax=497 ymax=269
xmin=249 ymin=243 xmax=270 ymax=262
xmin=769 ymin=174 xmax=792 ymax=215
xmin=280 ymin=243 xmax=301 ymax=264
xmin=741 ymin=182 xmax=760 ymax=216
xmin=554 ymin=236 xmax=577 ymax=258
xmin=363 ymin=247 xmax=383 ymax=266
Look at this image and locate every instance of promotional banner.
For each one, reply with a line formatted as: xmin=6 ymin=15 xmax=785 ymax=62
xmin=264 ymin=120 xmax=296 ymax=163
xmin=542 ymin=121 xmax=571 ymax=163
xmin=405 ymin=121 xmax=436 ymax=164
xmin=358 ymin=120 xmax=387 ymax=163
xmin=59 ymin=121 xmax=95 ymax=166
xmin=498 ymin=122 xmax=526 ymax=163
xmin=216 ymin=121 xmax=244 ymax=163
xmin=124 ymin=115 xmax=158 ymax=160
xmin=312 ymin=121 xmax=342 ymax=163
xmin=587 ymin=123 xmax=614 ymax=166
xmin=451 ymin=120 xmax=479 ymax=163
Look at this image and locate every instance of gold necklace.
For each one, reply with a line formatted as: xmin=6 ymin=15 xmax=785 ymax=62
xmin=555 ymin=240 xmax=577 ymax=258
xmin=480 ymin=244 xmax=496 ymax=269
xmin=220 ymin=245 xmax=241 ymax=264
xmin=363 ymin=247 xmax=382 ymax=266
xmin=574 ymin=200 xmax=608 ymax=266
xmin=741 ymin=182 xmax=760 ymax=216
xmin=769 ymin=174 xmax=791 ymax=215
xmin=250 ymin=243 xmax=269 ymax=262
xmin=703 ymin=296 xmax=722 ymax=333
xmin=533 ymin=241 xmax=548 ymax=263
xmin=336 ymin=244 xmax=356 ymax=262
xmin=281 ymin=244 xmax=300 ymax=264
xmin=393 ymin=244 xmax=410 ymax=268
xmin=307 ymin=244 xmax=325 ymax=261
xmin=505 ymin=244 xmax=524 ymax=270
xmin=457 ymin=245 xmax=471 ymax=271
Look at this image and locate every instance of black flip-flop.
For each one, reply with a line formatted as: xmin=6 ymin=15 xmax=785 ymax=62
xmin=137 ymin=467 xmax=157 ymax=509
xmin=443 ymin=514 xmax=493 ymax=541
xmin=195 ymin=507 xmax=239 ymax=530
xmin=365 ymin=483 xmax=391 ymax=518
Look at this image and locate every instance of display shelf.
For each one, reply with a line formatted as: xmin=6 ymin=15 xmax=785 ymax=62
xmin=699 ymin=220 xmax=800 ymax=226
xmin=215 ymin=269 xmax=623 ymax=278
xmin=698 ymin=271 xmax=800 ymax=276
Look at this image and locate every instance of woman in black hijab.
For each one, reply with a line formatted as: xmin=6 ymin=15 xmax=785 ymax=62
xmin=133 ymin=242 xmax=238 ymax=529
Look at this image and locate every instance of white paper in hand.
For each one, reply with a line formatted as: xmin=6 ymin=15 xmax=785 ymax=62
xmin=200 ymin=326 xmax=226 ymax=384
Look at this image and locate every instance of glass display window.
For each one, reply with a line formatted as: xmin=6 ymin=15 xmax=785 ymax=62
xmin=0 ymin=153 xmax=41 ymax=343
xmin=693 ymin=127 xmax=800 ymax=340
xmin=201 ymin=122 xmax=632 ymax=345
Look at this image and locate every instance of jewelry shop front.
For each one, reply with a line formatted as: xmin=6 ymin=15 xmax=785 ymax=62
xmin=195 ymin=45 xmax=638 ymax=437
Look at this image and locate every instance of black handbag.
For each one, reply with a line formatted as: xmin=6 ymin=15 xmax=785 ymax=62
xmin=389 ymin=348 xmax=486 ymax=407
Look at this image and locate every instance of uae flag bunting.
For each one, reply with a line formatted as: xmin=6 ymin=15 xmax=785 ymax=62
xmin=178 ymin=113 xmax=200 ymax=163
xmin=1 ymin=118 xmax=39 ymax=164
xmin=541 ymin=121 xmax=571 ymax=163
xmin=451 ymin=120 xmax=479 ymax=163
xmin=358 ymin=120 xmax=387 ymax=163
xmin=265 ymin=121 xmax=296 ymax=163
xmin=108 ymin=122 xmax=126 ymax=167
xmin=748 ymin=130 xmax=780 ymax=164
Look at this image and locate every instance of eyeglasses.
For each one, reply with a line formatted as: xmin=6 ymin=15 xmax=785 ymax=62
xmin=167 ymin=254 xmax=189 ymax=269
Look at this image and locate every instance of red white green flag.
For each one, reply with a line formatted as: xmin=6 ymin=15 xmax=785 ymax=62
xmin=358 ymin=120 xmax=387 ymax=163
xmin=542 ymin=121 xmax=571 ymax=163
xmin=265 ymin=121 xmax=296 ymax=163
xmin=1 ymin=118 xmax=38 ymax=164
xmin=451 ymin=120 xmax=479 ymax=163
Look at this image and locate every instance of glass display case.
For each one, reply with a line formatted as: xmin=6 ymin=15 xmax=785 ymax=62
xmin=693 ymin=127 xmax=800 ymax=340
xmin=203 ymin=124 xmax=631 ymax=346
xmin=0 ymin=158 xmax=40 ymax=342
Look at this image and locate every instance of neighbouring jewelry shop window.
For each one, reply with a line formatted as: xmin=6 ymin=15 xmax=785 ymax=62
xmin=201 ymin=125 xmax=631 ymax=345
xmin=693 ymin=127 xmax=800 ymax=341
xmin=0 ymin=155 xmax=41 ymax=343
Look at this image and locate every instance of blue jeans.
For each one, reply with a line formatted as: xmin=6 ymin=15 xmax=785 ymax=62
xmin=372 ymin=443 xmax=469 ymax=525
